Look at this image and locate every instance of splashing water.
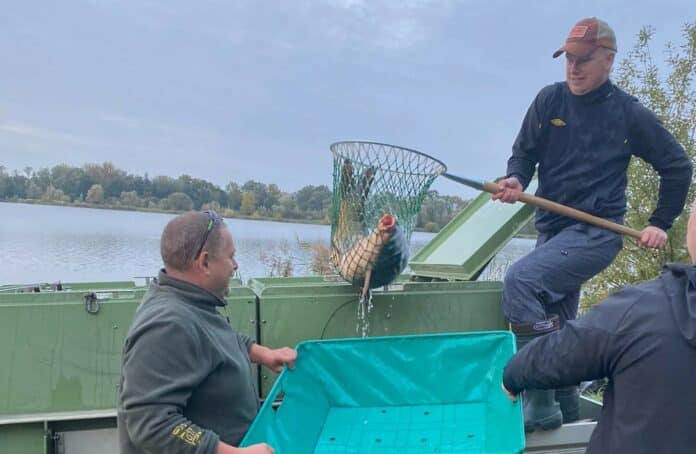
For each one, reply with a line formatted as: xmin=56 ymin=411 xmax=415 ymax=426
xmin=356 ymin=289 xmax=374 ymax=337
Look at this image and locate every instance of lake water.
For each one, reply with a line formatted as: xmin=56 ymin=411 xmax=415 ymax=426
xmin=0 ymin=202 xmax=534 ymax=285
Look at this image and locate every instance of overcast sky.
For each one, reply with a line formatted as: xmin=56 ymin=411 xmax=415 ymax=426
xmin=1 ymin=0 xmax=693 ymax=196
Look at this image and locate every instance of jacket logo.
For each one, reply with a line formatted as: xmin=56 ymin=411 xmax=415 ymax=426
xmin=550 ymin=118 xmax=566 ymax=127
xmin=172 ymin=423 xmax=202 ymax=446
xmin=533 ymin=320 xmax=554 ymax=332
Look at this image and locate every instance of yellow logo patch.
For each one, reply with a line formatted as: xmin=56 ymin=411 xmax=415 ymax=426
xmin=550 ymin=118 xmax=566 ymax=127
xmin=172 ymin=423 xmax=202 ymax=447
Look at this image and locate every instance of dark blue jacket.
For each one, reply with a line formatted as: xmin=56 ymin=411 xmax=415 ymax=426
xmin=507 ymin=79 xmax=692 ymax=233
xmin=503 ymin=263 xmax=696 ymax=454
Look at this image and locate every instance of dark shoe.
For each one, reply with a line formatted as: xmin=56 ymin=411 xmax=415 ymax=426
xmin=523 ymin=389 xmax=563 ymax=432
xmin=555 ymin=386 xmax=580 ymax=424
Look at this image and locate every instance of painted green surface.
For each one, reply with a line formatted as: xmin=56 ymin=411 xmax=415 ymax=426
xmin=0 ymin=288 xmax=145 ymax=305
xmin=409 ymin=180 xmax=537 ymax=281
xmin=0 ymin=423 xmax=45 ymax=454
xmin=251 ymin=278 xmax=505 ymax=395
xmin=0 ymin=282 xmax=256 ymax=418
xmin=0 ymin=277 xmax=509 ymax=448
xmin=0 ymin=280 xmax=137 ymax=294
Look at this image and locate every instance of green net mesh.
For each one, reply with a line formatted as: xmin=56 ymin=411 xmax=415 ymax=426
xmin=329 ymin=142 xmax=447 ymax=290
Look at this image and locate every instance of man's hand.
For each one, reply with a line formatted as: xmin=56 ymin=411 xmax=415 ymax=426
xmin=250 ymin=344 xmax=297 ymax=373
xmin=638 ymin=225 xmax=667 ymax=249
xmin=501 ymin=383 xmax=518 ymax=402
xmin=238 ymin=443 xmax=275 ymax=454
xmin=265 ymin=347 xmax=297 ymax=373
xmin=218 ymin=442 xmax=275 ymax=454
xmin=491 ymin=177 xmax=523 ymax=203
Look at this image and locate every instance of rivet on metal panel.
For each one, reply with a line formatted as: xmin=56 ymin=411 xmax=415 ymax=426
xmin=262 ymin=320 xmax=267 ymax=324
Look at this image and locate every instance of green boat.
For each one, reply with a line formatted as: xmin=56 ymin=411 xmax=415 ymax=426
xmin=0 ymin=192 xmax=599 ymax=453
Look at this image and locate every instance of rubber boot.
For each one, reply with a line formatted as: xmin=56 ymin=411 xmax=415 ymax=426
xmin=555 ymin=386 xmax=580 ymax=424
xmin=511 ymin=316 xmax=563 ymax=433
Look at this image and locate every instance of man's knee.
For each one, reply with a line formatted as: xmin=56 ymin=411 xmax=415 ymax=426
xmin=502 ymin=259 xmax=557 ymax=323
xmin=503 ymin=260 xmax=523 ymax=289
xmin=502 ymin=298 xmax=546 ymax=323
xmin=503 ymin=259 xmax=538 ymax=297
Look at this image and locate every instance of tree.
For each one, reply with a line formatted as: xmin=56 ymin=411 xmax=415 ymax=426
xmin=174 ymin=174 xmax=225 ymax=209
xmin=33 ymin=168 xmax=51 ymax=192
xmin=0 ymin=170 xmax=28 ymax=199
xmin=86 ymin=184 xmax=105 ymax=204
xmin=583 ymin=23 xmax=696 ymax=308
xmin=151 ymin=175 xmax=180 ymax=199
xmin=26 ymin=181 xmax=42 ymax=199
xmin=42 ymin=185 xmax=70 ymax=203
xmin=242 ymin=180 xmax=270 ymax=210
xmin=416 ymin=190 xmax=469 ymax=231
xmin=267 ymin=183 xmax=282 ymax=208
xmin=295 ymin=185 xmax=331 ymax=215
xmin=120 ymin=190 xmax=143 ymax=207
xmin=84 ymin=162 xmax=126 ymax=198
xmin=51 ymin=164 xmax=92 ymax=200
xmin=240 ymin=191 xmax=256 ymax=215
xmin=164 ymin=192 xmax=194 ymax=211
xmin=201 ymin=200 xmax=222 ymax=211
xmin=226 ymin=181 xmax=242 ymax=210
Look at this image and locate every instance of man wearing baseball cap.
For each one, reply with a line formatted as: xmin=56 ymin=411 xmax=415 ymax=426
xmin=492 ymin=17 xmax=692 ymax=432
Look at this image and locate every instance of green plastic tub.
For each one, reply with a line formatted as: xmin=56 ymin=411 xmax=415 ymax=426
xmin=241 ymin=331 xmax=524 ymax=453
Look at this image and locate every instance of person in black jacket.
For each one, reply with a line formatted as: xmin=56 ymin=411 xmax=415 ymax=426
xmin=502 ymin=200 xmax=696 ymax=453
xmin=118 ymin=211 xmax=296 ymax=454
xmin=492 ymin=17 xmax=692 ymax=431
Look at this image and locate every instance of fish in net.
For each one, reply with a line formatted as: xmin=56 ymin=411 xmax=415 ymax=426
xmin=330 ymin=142 xmax=445 ymax=301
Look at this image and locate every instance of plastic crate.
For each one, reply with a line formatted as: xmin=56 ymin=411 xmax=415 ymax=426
xmin=241 ymin=332 xmax=524 ymax=453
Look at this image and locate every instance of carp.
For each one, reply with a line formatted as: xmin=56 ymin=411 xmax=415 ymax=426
xmin=337 ymin=213 xmax=409 ymax=298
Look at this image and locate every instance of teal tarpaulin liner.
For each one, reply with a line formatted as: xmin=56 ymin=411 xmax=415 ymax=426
xmin=241 ymin=332 xmax=524 ymax=453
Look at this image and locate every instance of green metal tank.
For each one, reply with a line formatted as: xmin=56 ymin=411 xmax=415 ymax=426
xmin=0 ymin=280 xmax=256 ymax=454
xmin=249 ymin=277 xmax=506 ymax=396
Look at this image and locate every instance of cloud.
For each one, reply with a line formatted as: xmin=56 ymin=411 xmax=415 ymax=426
xmin=0 ymin=122 xmax=35 ymax=136
xmin=0 ymin=121 xmax=108 ymax=148
xmin=98 ymin=112 xmax=219 ymax=144
xmin=315 ymin=0 xmax=457 ymax=50
xmin=99 ymin=113 xmax=143 ymax=129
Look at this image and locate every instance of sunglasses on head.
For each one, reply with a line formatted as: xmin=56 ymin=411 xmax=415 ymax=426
xmin=194 ymin=210 xmax=223 ymax=259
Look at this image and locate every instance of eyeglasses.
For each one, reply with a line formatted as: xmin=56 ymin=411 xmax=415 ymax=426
xmin=194 ymin=210 xmax=223 ymax=259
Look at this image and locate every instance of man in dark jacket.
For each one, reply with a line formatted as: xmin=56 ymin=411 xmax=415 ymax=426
xmin=502 ymin=201 xmax=696 ymax=454
xmin=492 ymin=17 xmax=692 ymax=431
xmin=118 ymin=211 xmax=296 ymax=454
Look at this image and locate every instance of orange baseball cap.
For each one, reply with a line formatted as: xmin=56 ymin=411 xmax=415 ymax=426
xmin=553 ymin=17 xmax=617 ymax=58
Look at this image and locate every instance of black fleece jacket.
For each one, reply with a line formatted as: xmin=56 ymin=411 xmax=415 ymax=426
xmin=118 ymin=270 xmax=258 ymax=454
xmin=507 ymin=79 xmax=692 ymax=234
xmin=504 ymin=263 xmax=696 ymax=454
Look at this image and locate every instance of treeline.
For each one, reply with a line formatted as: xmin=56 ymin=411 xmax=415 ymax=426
xmin=0 ymin=162 xmax=469 ymax=231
